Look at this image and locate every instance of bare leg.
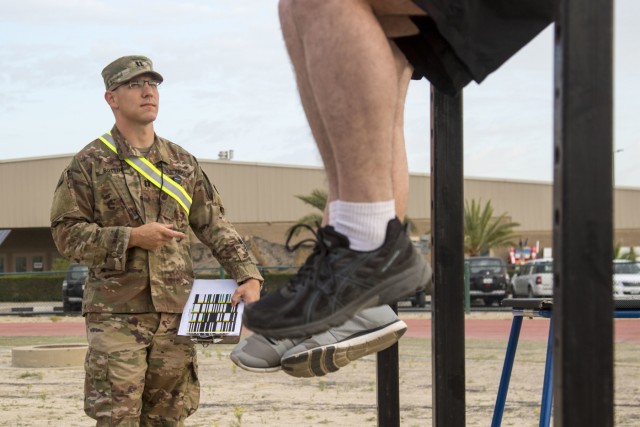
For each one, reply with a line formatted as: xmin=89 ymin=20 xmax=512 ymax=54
xmin=279 ymin=0 xmax=339 ymax=203
xmin=279 ymin=0 xmax=418 ymax=213
xmin=287 ymin=0 xmax=394 ymax=202
xmin=389 ymin=41 xmax=413 ymax=220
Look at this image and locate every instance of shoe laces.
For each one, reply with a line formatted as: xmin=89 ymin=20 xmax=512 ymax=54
xmin=284 ymin=223 xmax=337 ymax=295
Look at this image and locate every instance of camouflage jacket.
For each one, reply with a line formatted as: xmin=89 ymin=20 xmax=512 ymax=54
xmin=50 ymin=125 xmax=263 ymax=313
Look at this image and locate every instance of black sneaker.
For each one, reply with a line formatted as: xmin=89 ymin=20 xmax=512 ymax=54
xmin=243 ymin=218 xmax=429 ymax=339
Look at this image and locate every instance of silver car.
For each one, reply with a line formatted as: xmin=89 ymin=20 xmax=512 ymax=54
xmin=613 ymin=260 xmax=640 ymax=296
xmin=511 ymin=258 xmax=554 ymax=298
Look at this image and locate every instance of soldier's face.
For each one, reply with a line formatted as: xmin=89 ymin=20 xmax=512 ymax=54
xmin=108 ymin=73 xmax=160 ymax=125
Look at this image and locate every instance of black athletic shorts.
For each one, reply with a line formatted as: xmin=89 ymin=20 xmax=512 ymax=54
xmin=394 ymin=0 xmax=554 ymax=95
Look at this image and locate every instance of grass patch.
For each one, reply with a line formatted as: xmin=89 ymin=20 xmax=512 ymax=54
xmin=18 ymin=372 xmax=43 ymax=380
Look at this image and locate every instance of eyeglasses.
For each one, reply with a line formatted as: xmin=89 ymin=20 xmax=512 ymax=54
xmin=113 ymin=79 xmax=161 ymax=90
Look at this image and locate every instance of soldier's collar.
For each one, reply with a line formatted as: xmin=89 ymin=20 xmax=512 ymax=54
xmin=110 ymin=126 xmax=169 ymax=165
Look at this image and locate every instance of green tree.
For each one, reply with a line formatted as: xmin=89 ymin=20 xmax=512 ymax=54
xmin=464 ymin=199 xmax=519 ymax=256
xmin=614 ymin=243 xmax=638 ymax=261
xmin=614 ymin=242 xmax=624 ymax=259
xmin=51 ymin=257 xmax=72 ymax=272
xmin=286 ymin=189 xmax=328 ymax=236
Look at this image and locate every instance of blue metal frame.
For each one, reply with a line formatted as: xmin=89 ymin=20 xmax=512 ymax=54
xmin=491 ymin=316 xmax=522 ymax=427
xmin=491 ymin=307 xmax=639 ymax=426
xmin=540 ymin=318 xmax=554 ymax=427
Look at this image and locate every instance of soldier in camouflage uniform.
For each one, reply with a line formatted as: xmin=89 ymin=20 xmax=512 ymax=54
xmin=50 ymin=55 xmax=263 ymax=427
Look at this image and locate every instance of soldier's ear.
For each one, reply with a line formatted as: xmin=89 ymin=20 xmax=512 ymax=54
xmin=104 ymin=91 xmax=118 ymax=109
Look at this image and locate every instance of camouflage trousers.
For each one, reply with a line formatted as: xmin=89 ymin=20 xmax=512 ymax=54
xmin=84 ymin=312 xmax=199 ymax=427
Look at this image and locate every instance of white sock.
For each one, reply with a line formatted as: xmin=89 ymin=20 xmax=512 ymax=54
xmin=327 ymin=200 xmax=339 ymax=225
xmin=330 ymin=200 xmax=395 ymax=251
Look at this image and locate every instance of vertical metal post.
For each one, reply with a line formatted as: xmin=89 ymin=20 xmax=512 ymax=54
xmin=377 ymin=303 xmax=400 ymax=427
xmin=553 ymin=0 xmax=614 ymax=425
xmin=431 ymin=86 xmax=465 ymax=427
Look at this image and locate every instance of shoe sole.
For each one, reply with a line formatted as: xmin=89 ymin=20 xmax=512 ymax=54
xmin=280 ymin=320 xmax=407 ymax=378
xmin=248 ymin=255 xmax=429 ymax=339
xmin=229 ymin=353 xmax=282 ymax=374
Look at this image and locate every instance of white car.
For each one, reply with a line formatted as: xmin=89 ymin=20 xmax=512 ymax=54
xmin=511 ymin=258 xmax=554 ymax=298
xmin=613 ymin=260 xmax=640 ymax=296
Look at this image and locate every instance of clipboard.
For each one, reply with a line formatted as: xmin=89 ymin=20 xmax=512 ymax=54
xmin=178 ymin=279 xmax=244 ymax=345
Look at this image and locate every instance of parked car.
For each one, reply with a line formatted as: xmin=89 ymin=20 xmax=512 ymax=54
xmin=511 ymin=258 xmax=553 ymax=298
xmin=613 ymin=260 xmax=640 ymax=296
xmin=62 ymin=263 xmax=88 ymax=312
xmin=466 ymin=256 xmax=509 ymax=306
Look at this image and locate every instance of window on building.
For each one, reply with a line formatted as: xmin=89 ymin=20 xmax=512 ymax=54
xmin=0 ymin=256 xmax=4 ymax=273
xmin=15 ymin=256 xmax=27 ymax=272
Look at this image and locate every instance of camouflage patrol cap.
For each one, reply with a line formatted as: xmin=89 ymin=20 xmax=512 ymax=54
xmin=101 ymin=55 xmax=164 ymax=90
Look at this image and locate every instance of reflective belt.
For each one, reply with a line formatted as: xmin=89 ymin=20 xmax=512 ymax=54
xmin=99 ymin=132 xmax=192 ymax=215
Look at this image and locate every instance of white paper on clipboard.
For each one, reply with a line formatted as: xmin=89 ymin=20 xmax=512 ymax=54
xmin=178 ymin=279 xmax=243 ymax=344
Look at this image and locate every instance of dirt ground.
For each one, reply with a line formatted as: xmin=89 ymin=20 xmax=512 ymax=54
xmin=0 ymin=313 xmax=638 ymax=427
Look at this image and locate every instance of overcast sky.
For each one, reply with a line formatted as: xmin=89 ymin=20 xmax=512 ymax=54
xmin=1 ymin=0 xmax=638 ymax=187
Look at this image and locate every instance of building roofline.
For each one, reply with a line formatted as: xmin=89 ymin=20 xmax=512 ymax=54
xmin=1 ymin=154 xmax=638 ymax=190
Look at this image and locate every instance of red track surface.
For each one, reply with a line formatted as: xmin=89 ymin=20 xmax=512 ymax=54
xmin=404 ymin=318 xmax=640 ymax=343
xmin=0 ymin=318 xmax=638 ymax=343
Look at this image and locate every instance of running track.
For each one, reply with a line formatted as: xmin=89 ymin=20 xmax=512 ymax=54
xmin=1 ymin=318 xmax=638 ymax=343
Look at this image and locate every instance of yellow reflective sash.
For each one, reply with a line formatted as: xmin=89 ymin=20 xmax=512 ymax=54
xmin=99 ymin=132 xmax=192 ymax=215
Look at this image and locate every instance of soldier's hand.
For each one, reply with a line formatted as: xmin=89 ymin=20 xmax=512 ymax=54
xmin=232 ymin=278 xmax=261 ymax=306
xmin=128 ymin=222 xmax=187 ymax=250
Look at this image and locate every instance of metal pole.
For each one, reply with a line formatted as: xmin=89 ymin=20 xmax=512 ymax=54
xmin=491 ymin=315 xmax=523 ymax=427
xmin=539 ymin=319 xmax=554 ymax=427
xmin=431 ymin=86 xmax=465 ymax=427
xmin=553 ymin=0 xmax=614 ymax=425
xmin=377 ymin=303 xmax=400 ymax=427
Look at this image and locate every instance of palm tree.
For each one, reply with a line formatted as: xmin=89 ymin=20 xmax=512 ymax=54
xmin=464 ymin=199 xmax=519 ymax=256
xmin=614 ymin=243 xmax=638 ymax=261
xmin=286 ymin=189 xmax=328 ymax=236
xmin=614 ymin=242 xmax=624 ymax=260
